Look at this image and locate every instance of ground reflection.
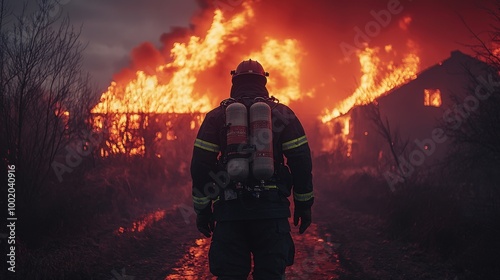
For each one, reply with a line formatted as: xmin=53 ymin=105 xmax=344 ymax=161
xmin=164 ymin=223 xmax=341 ymax=279
xmin=164 ymin=238 xmax=213 ymax=279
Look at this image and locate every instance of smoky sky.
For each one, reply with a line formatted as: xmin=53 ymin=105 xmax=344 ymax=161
xmin=4 ymin=0 xmax=496 ymax=114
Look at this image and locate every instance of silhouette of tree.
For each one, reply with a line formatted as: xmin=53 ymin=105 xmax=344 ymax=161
xmin=0 ymin=0 xmax=94 ymax=203
xmin=446 ymin=4 xmax=500 ymax=178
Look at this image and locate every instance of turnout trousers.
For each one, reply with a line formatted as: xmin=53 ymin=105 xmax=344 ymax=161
xmin=209 ymin=218 xmax=295 ymax=280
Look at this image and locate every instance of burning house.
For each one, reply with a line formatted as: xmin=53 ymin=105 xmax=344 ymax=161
xmin=322 ymin=50 xmax=496 ymax=172
xmin=89 ymin=3 xmax=308 ymax=161
xmin=86 ymin=0 xmax=495 ymax=183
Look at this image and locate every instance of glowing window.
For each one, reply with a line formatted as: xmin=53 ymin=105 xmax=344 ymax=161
xmin=424 ymin=89 xmax=442 ymax=107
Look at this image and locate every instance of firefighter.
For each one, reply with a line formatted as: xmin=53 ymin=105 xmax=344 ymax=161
xmin=190 ymin=59 xmax=314 ymax=280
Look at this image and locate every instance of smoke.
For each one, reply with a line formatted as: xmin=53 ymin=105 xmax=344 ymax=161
xmin=160 ymin=27 xmax=191 ymax=52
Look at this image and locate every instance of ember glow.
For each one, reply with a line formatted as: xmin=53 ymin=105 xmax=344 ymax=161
xmin=116 ymin=209 xmax=166 ymax=234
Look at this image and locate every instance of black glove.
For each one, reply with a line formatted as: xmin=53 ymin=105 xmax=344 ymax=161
xmin=196 ymin=213 xmax=215 ymax=238
xmin=293 ymin=207 xmax=312 ymax=234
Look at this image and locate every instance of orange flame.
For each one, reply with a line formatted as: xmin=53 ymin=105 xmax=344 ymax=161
xmin=90 ymin=3 xmax=310 ymax=156
xmin=248 ymin=38 xmax=308 ymax=104
xmin=115 ymin=209 xmax=166 ymax=234
xmin=90 ymin=2 xmax=422 ymax=157
xmin=92 ymin=4 xmax=255 ymax=114
xmin=321 ymin=43 xmax=420 ymax=123
xmin=424 ymin=88 xmax=442 ymax=107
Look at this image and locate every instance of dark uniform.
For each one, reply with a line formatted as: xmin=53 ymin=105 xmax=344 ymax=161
xmin=190 ymin=60 xmax=314 ymax=280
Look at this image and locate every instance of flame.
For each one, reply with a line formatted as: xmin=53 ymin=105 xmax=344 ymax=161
xmin=344 ymin=117 xmax=352 ymax=157
xmin=115 ymin=209 xmax=166 ymax=234
xmin=321 ymin=44 xmax=420 ymax=123
xmin=89 ymin=1 xmax=422 ymax=157
xmin=320 ymin=114 xmax=353 ymax=154
xmin=319 ymin=42 xmax=420 ymax=154
xmin=92 ymin=5 xmax=255 ymax=114
xmin=89 ymin=3 xmax=311 ymax=156
xmin=91 ymin=5 xmax=256 ymax=156
xmin=248 ymin=38 xmax=307 ymax=104
xmin=424 ymin=88 xmax=442 ymax=107
xmin=343 ymin=118 xmax=350 ymax=136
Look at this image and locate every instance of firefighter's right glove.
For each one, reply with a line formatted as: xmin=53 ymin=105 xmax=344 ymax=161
xmin=293 ymin=206 xmax=312 ymax=234
xmin=196 ymin=212 xmax=214 ymax=238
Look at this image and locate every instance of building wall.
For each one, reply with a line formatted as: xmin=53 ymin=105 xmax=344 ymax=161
xmin=330 ymin=50 xmax=495 ymax=171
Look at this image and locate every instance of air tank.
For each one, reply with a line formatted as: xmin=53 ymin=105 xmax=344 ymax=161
xmin=226 ymin=102 xmax=249 ymax=181
xmin=250 ymin=102 xmax=274 ymax=180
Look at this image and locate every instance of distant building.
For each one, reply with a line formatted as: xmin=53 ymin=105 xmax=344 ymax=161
xmin=322 ymin=50 xmax=496 ymax=174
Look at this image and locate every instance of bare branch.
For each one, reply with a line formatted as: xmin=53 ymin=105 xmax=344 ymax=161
xmin=0 ymin=0 xmax=96 ymax=202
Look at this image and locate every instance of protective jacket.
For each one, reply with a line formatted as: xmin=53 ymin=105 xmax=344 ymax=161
xmin=191 ymin=78 xmax=313 ymax=221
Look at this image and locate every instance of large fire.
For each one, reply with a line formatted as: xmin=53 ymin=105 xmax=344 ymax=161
xmin=91 ymin=3 xmax=311 ymax=156
xmin=91 ymin=3 xmax=308 ymax=116
xmin=248 ymin=38 xmax=309 ymax=104
xmin=319 ymin=41 xmax=420 ymax=154
xmin=320 ymin=43 xmax=420 ymax=123
xmin=90 ymin=2 xmax=420 ymax=156
xmin=91 ymin=5 xmax=254 ymax=114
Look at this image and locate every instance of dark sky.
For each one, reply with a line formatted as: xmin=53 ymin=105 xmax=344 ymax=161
xmin=5 ymin=0 xmax=497 ymax=114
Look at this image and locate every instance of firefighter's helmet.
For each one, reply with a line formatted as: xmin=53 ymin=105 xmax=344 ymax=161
xmin=231 ymin=59 xmax=269 ymax=78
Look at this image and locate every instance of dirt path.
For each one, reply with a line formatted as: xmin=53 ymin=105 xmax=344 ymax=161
xmin=154 ymin=197 xmax=461 ymax=280
xmin=93 ymin=202 xmax=344 ymax=279
xmin=18 ymin=197 xmax=463 ymax=279
xmin=165 ymin=223 xmax=342 ymax=279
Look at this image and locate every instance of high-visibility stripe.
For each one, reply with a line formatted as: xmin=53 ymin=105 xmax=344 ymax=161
xmin=293 ymin=191 xmax=314 ymax=202
xmin=192 ymin=195 xmax=211 ymax=203
xmin=193 ymin=195 xmax=211 ymax=207
xmin=282 ymin=135 xmax=308 ymax=151
xmin=263 ymin=185 xmax=278 ymax=190
xmin=194 ymin=138 xmax=220 ymax=153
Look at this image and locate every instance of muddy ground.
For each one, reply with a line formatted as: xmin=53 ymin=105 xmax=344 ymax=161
xmin=13 ymin=191 xmax=475 ymax=280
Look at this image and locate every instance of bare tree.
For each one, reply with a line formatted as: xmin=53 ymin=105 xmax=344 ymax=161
xmin=445 ymin=3 xmax=500 ymax=177
xmin=438 ymin=2 xmax=500 ymax=245
xmin=365 ymin=101 xmax=410 ymax=190
xmin=0 ymin=0 xmax=94 ymax=203
xmin=462 ymin=2 xmax=500 ymax=70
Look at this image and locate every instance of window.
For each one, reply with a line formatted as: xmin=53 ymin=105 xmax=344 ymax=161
xmin=424 ymin=89 xmax=442 ymax=107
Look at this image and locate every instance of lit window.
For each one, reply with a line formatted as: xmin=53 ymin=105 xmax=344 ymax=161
xmin=424 ymin=89 xmax=442 ymax=107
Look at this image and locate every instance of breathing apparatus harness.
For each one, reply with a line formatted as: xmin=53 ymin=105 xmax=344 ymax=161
xmin=218 ymin=96 xmax=280 ymax=201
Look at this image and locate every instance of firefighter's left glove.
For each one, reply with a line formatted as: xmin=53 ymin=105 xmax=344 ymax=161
xmin=293 ymin=206 xmax=312 ymax=234
xmin=196 ymin=212 xmax=215 ymax=238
